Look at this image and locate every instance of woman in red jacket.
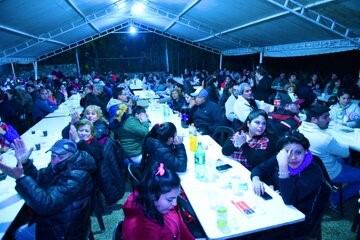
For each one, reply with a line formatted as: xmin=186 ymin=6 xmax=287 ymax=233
xmin=122 ymin=162 xmax=194 ymax=240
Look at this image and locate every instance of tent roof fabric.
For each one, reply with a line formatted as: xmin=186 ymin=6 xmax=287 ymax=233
xmin=0 ymin=0 xmax=359 ymax=64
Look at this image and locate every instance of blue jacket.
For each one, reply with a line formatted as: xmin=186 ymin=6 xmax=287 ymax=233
xmin=189 ymin=100 xmax=225 ymax=135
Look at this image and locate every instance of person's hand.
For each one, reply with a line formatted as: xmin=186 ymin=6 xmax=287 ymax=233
xmin=173 ymin=135 xmax=183 ymax=145
xmin=252 ymin=176 xmax=265 ymax=196
xmin=0 ymin=127 xmax=6 ymax=135
xmin=70 ymin=111 xmax=80 ymax=124
xmin=12 ymin=138 xmax=33 ymax=164
xmin=69 ymin=125 xmax=80 ymax=143
xmin=139 ymin=113 xmax=149 ymax=123
xmin=232 ymin=131 xmax=246 ymax=148
xmin=276 ymin=149 xmax=289 ymax=169
xmin=189 ymin=99 xmax=196 ymax=108
xmin=0 ymin=156 xmax=24 ymax=179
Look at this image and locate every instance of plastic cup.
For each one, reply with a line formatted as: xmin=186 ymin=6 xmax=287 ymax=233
xmin=35 ymin=144 xmax=41 ymax=151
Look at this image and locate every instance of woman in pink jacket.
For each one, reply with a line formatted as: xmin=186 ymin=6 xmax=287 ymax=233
xmin=122 ymin=162 xmax=194 ymax=240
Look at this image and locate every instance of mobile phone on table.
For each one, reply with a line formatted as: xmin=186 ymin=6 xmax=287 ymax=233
xmin=260 ymin=191 xmax=273 ymax=200
xmin=216 ymin=164 xmax=232 ymax=172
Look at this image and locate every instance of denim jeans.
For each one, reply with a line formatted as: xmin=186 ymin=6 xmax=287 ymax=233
xmin=331 ymin=163 xmax=360 ymax=206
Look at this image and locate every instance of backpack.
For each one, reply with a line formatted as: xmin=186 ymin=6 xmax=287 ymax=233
xmin=97 ymin=138 xmax=126 ymax=205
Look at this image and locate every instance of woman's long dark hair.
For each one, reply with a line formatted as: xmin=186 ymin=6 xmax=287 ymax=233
xmin=144 ymin=122 xmax=177 ymax=143
xmin=136 ymin=162 xmax=180 ymax=224
xmin=240 ymin=109 xmax=268 ymax=135
xmin=141 ymin=122 xmax=177 ymax=171
xmin=277 ymin=130 xmax=310 ymax=151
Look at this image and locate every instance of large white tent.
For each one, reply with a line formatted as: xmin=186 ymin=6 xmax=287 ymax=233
xmin=0 ymin=0 xmax=359 ymax=65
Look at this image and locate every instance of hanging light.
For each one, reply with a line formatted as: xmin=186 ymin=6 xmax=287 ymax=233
xmin=131 ymin=2 xmax=145 ymax=16
xmin=129 ymin=25 xmax=137 ymax=35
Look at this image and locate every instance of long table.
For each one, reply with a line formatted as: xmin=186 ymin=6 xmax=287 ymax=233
xmin=326 ymin=122 xmax=360 ymax=152
xmin=147 ymin=103 xmax=305 ymax=239
xmin=0 ymin=94 xmax=81 ymax=239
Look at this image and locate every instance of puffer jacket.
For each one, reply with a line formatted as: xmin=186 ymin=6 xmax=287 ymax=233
xmin=143 ymin=138 xmax=187 ymax=172
xmin=15 ymin=151 xmax=96 ymax=240
xmin=122 ymin=191 xmax=195 ymax=240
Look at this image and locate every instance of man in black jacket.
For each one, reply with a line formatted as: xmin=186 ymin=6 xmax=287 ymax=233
xmin=188 ymin=88 xmax=225 ymax=135
xmin=0 ymin=138 xmax=96 ymax=240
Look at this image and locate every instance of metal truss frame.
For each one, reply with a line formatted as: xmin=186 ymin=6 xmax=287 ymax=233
xmin=265 ymin=0 xmax=360 ymax=48
xmin=132 ymin=21 xmax=220 ymax=54
xmin=223 ymin=38 xmax=359 ymax=56
xmin=1 ymin=0 xmax=127 ymax=58
xmin=163 ymin=0 xmax=201 ymax=32
xmin=65 ymin=0 xmax=100 ymax=33
xmin=37 ymin=20 xmax=131 ymax=62
xmin=194 ymin=0 xmax=335 ymax=43
xmin=143 ymin=2 xmax=251 ymax=48
xmin=0 ymin=24 xmax=67 ymax=46
xmin=0 ymin=57 xmax=36 ymax=65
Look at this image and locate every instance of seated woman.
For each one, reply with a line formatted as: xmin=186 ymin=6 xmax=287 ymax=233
xmin=222 ymin=109 xmax=275 ymax=170
xmin=110 ymin=104 xmax=150 ymax=165
xmin=122 ymin=162 xmax=194 ymax=240
xmin=168 ymin=89 xmax=186 ymax=112
xmin=142 ymin=122 xmax=187 ymax=172
xmin=329 ymin=88 xmax=360 ymax=128
xmin=251 ymin=131 xmax=329 ymax=238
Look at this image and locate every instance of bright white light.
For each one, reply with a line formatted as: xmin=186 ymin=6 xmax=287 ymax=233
xmin=131 ymin=2 xmax=145 ymax=16
xmin=129 ymin=25 xmax=137 ymax=35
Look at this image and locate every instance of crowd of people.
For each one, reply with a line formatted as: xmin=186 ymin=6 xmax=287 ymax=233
xmin=0 ymin=65 xmax=359 ymax=239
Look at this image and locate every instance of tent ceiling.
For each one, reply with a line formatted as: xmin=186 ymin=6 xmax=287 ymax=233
xmin=0 ymin=0 xmax=359 ymax=65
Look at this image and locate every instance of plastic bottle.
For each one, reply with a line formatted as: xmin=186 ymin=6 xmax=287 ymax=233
xmin=194 ymin=142 xmax=206 ymax=180
xmin=180 ymin=104 xmax=189 ymax=128
xmin=163 ymin=104 xmax=170 ymax=121
xmin=216 ymin=206 xmax=230 ymax=233
xmin=188 ymin=124 xmax=198 ymax=152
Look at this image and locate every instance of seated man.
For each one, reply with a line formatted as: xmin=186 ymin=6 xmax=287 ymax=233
xmin=233 ymin=82 xmax=273 ymax=123
xmin=0 ymin=139 xmax=96 ymax=240
xmin=298 ymin=104 xmax=360 ymax=207
xmin=188 ymin=88 xmax=225 ymax=135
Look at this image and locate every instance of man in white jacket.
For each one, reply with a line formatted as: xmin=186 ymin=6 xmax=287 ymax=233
xmin=233 ymin=83 xmax=273 ymax=123
xmin=299 ymin=104 xmax=360 ymax=207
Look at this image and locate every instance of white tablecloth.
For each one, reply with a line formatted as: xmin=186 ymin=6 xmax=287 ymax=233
xmin=147 ymin=104 xmax=305 ymax=239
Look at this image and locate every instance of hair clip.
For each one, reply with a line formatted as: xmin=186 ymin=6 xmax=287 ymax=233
xmin=155 ymin=163 xmax=165 ymax=176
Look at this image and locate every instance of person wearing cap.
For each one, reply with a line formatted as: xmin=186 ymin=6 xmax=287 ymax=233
xmin=299 ymin=104 xmax=360 ymax=208
xmin=188 ymin=87 xmax=225 ymax=135
xmin=267 ymin=93 xmax=303 ymax=142
xmin=0 ymin=138 xmax=96 ymax=239
xmin=233 ymin=83 xmax=274 ymax=123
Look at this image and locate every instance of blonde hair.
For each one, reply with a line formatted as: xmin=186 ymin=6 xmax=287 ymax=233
xmin=115 ymin=103 xmax=128 ymax=122
xmin=84 ymin=105 xmax=105 ymax=121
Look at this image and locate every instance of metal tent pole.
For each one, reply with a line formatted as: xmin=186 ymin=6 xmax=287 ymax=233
xmin=75 ymin=48 xmax=81 ymax=76
xmin=33 ymin=61 xmax=38 ymax=80
xmin=11 ymin=62 xmax=16 ymax=79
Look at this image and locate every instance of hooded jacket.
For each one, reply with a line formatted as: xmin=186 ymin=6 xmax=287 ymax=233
xmin=15 ymin=151 xmax=96 ymax=240
xmin=143 ymin=137 xmax=187 ymax=172
xmin=122 ymin=191 xmax=194 ymax=240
